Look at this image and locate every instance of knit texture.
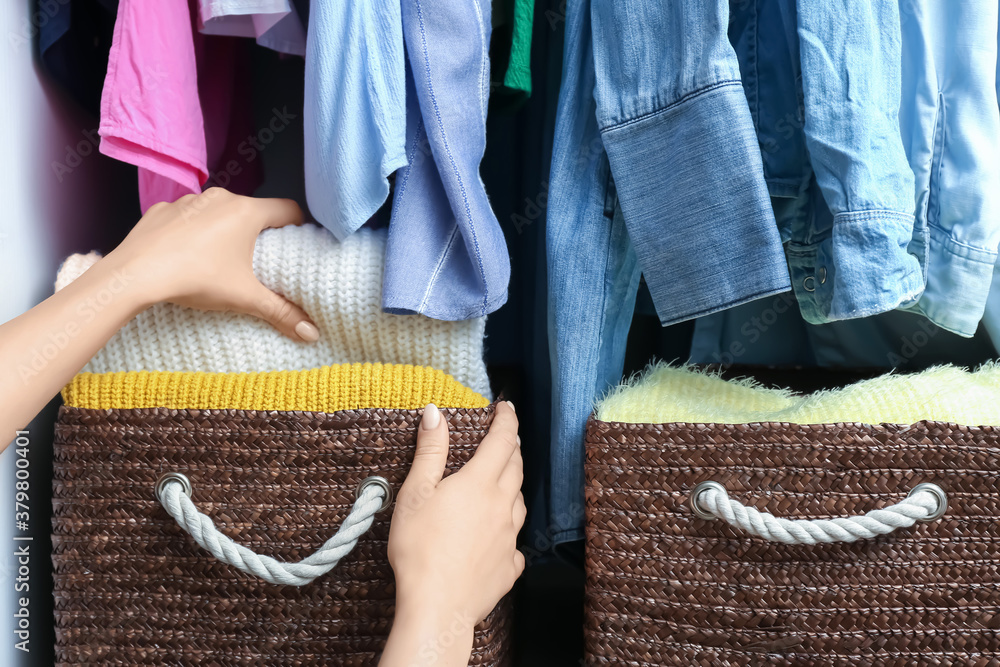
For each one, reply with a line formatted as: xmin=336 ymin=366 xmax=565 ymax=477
xmin=62 ymin=363 xmax=489 ymax=411
xmin=55 ymin=225 xmax=491 ymax=398
xmin=597 ymin=362 xmax=1000 ymax=426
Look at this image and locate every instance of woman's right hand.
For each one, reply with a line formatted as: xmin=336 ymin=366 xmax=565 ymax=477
xmin=380 ymin=402 xmax=525 ymax=666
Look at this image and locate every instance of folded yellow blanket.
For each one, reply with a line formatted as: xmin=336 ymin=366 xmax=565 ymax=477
xmin=596 ymin=363 xmax=1000 ymax=426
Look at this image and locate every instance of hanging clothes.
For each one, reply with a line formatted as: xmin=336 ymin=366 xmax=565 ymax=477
xmin=302 ymin=0 xmax=407 ymax=241
xmin=99 ymin=0 xmax=260 ymax=212
xmin=490 ymin=0 xmax=535 ymax=111
xmin=728 ymin=0 xmax=1000 ymax=337
xmin=38 ymin=0 xmax=119 ymax=117
xmin=895 ymin=0 xmax=1000 ymax=337
xmin=198 ymin=0 xmax=306 ymax=57
xmin=381 ymin=0 xmax=510 ymax=320
xmin=545 ymin=0 xmax=789 ymax=543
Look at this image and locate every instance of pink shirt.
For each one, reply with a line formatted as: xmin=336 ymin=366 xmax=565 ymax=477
xmin=100 ymin=0 xmax=206 ymax=212
xmin=100 ymin=0 xmax=259 ymax=212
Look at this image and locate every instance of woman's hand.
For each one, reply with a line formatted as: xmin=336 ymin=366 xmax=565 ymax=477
xmin=380 ymin=402 xmax=525 ymax=666
xmin=0 ymin=189 xmax=317 ymax=446
xmin=103 ymin=187 xmax=318 ymax=341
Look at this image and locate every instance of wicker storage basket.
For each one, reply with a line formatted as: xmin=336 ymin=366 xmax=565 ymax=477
xmin=52 ymin=367 xmax=511 ymax=665
xmin=584 ymin=417 xmax=1000 ymax=666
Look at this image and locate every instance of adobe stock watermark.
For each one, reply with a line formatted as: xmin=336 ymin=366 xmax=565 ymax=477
xmin=887 ymin=319 xmax=942 ymax=367
xmin=544 ymin=0 xmax=567 ymax=30
xmin=510 ymin=180 xmax=549 ymax=235
xmin=17 ymin=268 xmax=133 ymax=383
xmin=12 ymin=431 xmax=32 ymax=653
xmin=406 ymin=609 xmax=477 ymax=666
xmin=519 ymin=501 xmax=585 ymax=567
xmin=51 ymin=129 xmax=101 ymax=183
xmin=8 ymin=0 xmax=70 ymax=52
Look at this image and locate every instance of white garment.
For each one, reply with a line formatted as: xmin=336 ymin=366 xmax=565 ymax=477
xmin=55 ymin=225 xmax=491 ymax=398
xmin=198 ymin=0 xmax=306 ymax=57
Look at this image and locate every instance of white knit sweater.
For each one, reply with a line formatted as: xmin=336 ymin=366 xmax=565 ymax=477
xmin=56 ymin=224 xmax=491 ymax=398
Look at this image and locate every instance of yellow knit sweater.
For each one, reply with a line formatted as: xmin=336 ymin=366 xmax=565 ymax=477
xmin=62 ymin=363 xmax=489 ymax=412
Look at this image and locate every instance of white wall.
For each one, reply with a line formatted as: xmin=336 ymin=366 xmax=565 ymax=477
xmin=1 ymin=2 xmax=137 ymax=664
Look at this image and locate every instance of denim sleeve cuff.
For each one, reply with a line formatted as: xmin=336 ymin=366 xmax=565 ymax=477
xmin=599 ymin=81 xmax=792 ymax=326
xmin=899 ymin=224 xmax=999 ymax=338
xmin=786 ymin=209 xmax=923 ymax=324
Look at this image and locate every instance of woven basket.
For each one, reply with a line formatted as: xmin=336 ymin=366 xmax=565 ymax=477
xmin=584 ymin=418 xmax=1000 ymax=666
xmin=52 ymin=400 xmax=512 ymax=665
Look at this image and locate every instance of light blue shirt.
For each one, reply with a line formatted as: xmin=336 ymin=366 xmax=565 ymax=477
xmin=303 ymin=0 xmax=407 ymax=241
xmin=730 ymin=0 xmax=1000 ymax=337
xmin=896 ymin=0 xmax=1000 ymax=337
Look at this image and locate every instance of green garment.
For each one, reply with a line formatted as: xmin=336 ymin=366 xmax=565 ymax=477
xmin=491 ymin=0 xmax=534 ymax=111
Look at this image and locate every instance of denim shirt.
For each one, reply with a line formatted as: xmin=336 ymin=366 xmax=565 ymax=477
xmin=730 ymin=0 xmax=922 ymax=327
xmin=730 ymin=0 xmax=1000 ymax=337
xmin=546 ymin=0 xmax=789 ymax=543
xmin=896 ymin=0 xmax=1000 ymax=337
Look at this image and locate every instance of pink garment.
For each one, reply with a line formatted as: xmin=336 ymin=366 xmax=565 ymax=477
xmin=99 ymin=0 xmax=260 ymax=212
xmin=198 ymin=0 xmax=306 ymax=57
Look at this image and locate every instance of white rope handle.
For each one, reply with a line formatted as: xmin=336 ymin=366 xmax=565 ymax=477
xmin=689 ymin=481 xmax=948 ymax=545
xmin=155 ymin=473 xmax=392 ymax=586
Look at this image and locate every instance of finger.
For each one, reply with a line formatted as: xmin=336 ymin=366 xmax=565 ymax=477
xmin=512 ymin=549 xmax=526 ymax=579
xmin=498 ymin=444 xmax=523 ymax=498
xmin=402 ymin=404 xmax=450 ymax=493
xmin=240 ymin=280 xmax=319 ymax=342
xmin=144 ymin=201 xmax=169 ymax=217
xmin=249 ymin=196 xmax=304 ymax=230
xmin=512 ymin=492 xmax=527 ymax=528
xmin=465 ymin=401 xmax=519 ymax=478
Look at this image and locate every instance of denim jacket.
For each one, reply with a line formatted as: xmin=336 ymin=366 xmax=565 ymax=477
xmin=546 ymin=0 xmax=790 ymax=543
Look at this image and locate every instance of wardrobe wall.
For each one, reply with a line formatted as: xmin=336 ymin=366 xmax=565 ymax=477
xmin=1 ymin=2 xmax=138 ymax=663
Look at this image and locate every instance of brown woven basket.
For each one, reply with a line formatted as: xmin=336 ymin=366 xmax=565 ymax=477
xmin=52 ymin=404 xmax=512 ymax=665
xmin=584 ymin=418 xmax=1000 ymax=666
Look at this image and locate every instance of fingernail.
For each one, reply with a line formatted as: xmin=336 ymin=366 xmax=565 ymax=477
xmin=421 ymin=404 xmax=440 ymax=430
xmin=295 ymin=321 xmax=320 ymax=342
xmin=507 ymin=401 xmax=516 ymax=413
xmin=516 ymin=435 xmax=521 ymax=447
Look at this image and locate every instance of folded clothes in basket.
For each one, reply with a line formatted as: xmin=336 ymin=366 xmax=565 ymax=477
xmin=597 ymin=362 xmax=1000 ymax=426
xmin=585 ymin=363 xmax=1000 ymax=665
xmin=55 ymin=224 xmax=492 ymax=399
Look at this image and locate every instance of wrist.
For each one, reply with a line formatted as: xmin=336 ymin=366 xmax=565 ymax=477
xmin=94 ymin=250 xmax=161 ymax=316
xmin=384 ymin=591 xmax=476 ymax=667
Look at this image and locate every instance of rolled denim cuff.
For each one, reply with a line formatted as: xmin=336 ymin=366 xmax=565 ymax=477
xmin=600 ymin=81 xmax=792 ymax=327
xmin=787 ymin=209 xmax=924 ymax=324
xmin=900 ymin=225 xmax=999 ymax=338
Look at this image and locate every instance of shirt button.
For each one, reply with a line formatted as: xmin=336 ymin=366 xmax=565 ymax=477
xmin=818 ymin=266 xmax=827 ymax=284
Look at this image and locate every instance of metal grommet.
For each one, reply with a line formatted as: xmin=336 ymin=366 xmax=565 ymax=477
xmin=908 ymin=483 xmax=947 ymax=522
xmin=817 ymin=266 xmax=827 ymax=284
xmin=802 ymin=276 xmax=816 ymax=292
xmin=356 ymin=476 xmax=393 ymax=513
xmin=155 ymin=472 xmax=192 ymax=502
xmin=690 ymin=481 xmax=726 ymax=521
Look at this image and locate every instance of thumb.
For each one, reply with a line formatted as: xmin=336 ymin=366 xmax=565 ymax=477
xmin=403 ymin=404 xmax=450 ymax=493
xmin=241 ymin=280 xmax=319 ymax=343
